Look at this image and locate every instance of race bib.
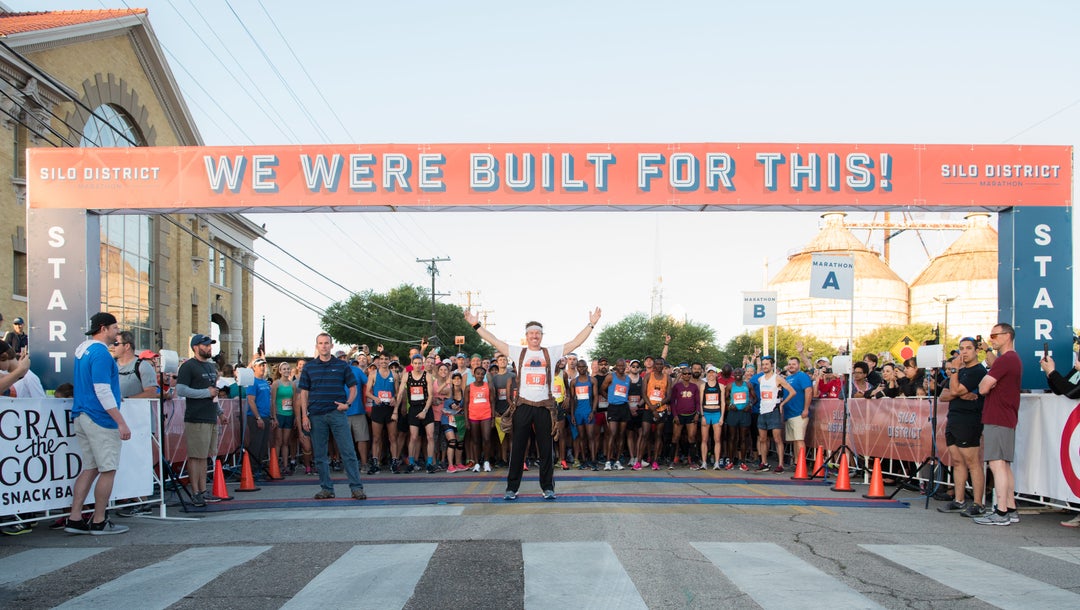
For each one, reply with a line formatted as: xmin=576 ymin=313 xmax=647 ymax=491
xmin=575 ymin=385 xmax=590 ymax=400
xmin=281 ymin=399 xmax=293 ymax=413
xmin=649 ymin=388 xmax=663 ymax=402
xmin=629 ymin=395 xmax=642 ymax=408
xmin=473 ymin=393 xmax=488 ymax=404
xmin=410 ymin=386 xmax=425 ymax=400
xmin=525 ymin=373 xmax=546 ymax=387
xmin=761 ymin=390 xmax=774 ymax=400
xmin=498 ymin=389 xmax=508 ymax=401
xmin=613 ymin=384 xmax=628 ymax=398
xmin=552 ymin=385 xmax=564 ymax=401
xmin=378 ymin=390 xmax=392 ymax=403
xmin=733 ymin=391 xmax=747 ymax=404
xmin=705 ymin=393 xmax=719 ymax=406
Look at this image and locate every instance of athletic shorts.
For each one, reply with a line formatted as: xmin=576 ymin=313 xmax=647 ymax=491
xmin=494 ymin=401 xmax=510 ymax=416
xmin=594 ymin=410 xmax=607 ymax=428
xmin=277 ymin=415 xmax=295 ymax=430
xmin=408 ymin=404 xmax=434 ymax=428
xmin=73 ymin=414 xmax=122 ymax=471
xmin=676 ymin=413 xmax=696 ymax=426
xmin=627 ymin=407 xmax=643 ymax=430
xmin=945 ymin=411 xmax=982 ymax=448
xmin=555 ymin=402 xmax=567 ymax=421
xmin=397 ymin=411 xmax=410 ymax=434
xmin=370 ymin=403 xmax=395 ymax=425
xmin=441 ymin=422 xmax=458 ymax=437
xmin=184 ymin=421 xmax=218 ymax=460
xmin=982 ymin=424 xmax=1015 ymax=462
xmin=702 ymin=410 xmax=722 ymax=426
xmin=348 ymin=413 xmax=371 ymax=442
xmin=573 ymin=405 xmax=593 ymax=427
xmin=642 ymin=408 xmax=669 ymax=425
xmin=784 ymin=415 xmax=808 ymax=441
xmin=607 ymin=403 xmax=631 ymax=423
xmin=757 ymin=409 xmax=783 ymax=431
xmin=726 ymin=409 xmax=751 ymax=428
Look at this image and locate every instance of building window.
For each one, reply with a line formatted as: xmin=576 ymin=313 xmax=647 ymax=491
xmin=13 ymin=250 xmax=26 ymax=297
xmin=209 ymin=242 xmax=228 ymax=287
xmin=84 ymin=104 xmax=154 ymax=345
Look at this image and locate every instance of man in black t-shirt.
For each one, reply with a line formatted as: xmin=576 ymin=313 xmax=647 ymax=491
xmin=938 ymin=337 xmax=988 ymax=517
xmin=176 ymin=334 xmax=223 ymax=507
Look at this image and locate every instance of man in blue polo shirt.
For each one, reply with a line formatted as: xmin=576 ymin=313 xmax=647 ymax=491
xmin=66 ymin=312 xmax=129 ymax=535
xmin=298 ymin=332 xmax=366 ymax=500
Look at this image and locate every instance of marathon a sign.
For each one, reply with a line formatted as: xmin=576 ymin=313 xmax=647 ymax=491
xmin=809 ymin=254 xmax=854 ymax=300
xmin=0 ymin=398 xmax=154 ymax=515
xmin=742 ymin=291 xmax=777 ymax=326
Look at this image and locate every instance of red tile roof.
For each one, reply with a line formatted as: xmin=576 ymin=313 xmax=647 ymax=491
xmin=0 ymin=9 xmax=146 ymax=36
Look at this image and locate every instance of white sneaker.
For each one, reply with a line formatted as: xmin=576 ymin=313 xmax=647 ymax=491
xmin=1061 ymin=513 xmax=1080 ymax=528
xmin=604 ymin=461 xmax=612 ymax=471
xmin=472 ymin=463 xmax=481 ymax=473
xmin=614 ymin=460 xmax=625 ymax=470
xmin=713 ymin=461 xmax=722 ymax=470
xmin=483 ymin=461 xmax=491 ymax=472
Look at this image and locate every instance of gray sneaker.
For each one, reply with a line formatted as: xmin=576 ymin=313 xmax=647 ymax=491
xmin=190 ymin=492 xmax=207 ymax=508
xmin=974 ymin=511 xmax=1011 ymax=526
xmin=63 ymin=518 xmax=92 ymax=535
xmin=960 ymin=504 xmax=988 ymax=518
xmin=542 ymin=489 xmax=556 ymax=501
xmin=937 ymin=500 xmax=970 ymax=513
xmin=503 ymin=490 xmax=517 ymax=501
xmin=1007 ymin=510 xmax=1020 ymax=524
xmin=90 ymin=519 xmax=129 ymax=535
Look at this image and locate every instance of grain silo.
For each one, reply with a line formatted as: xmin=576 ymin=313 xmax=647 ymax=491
xmin=909 ymin=213 xmax=998 ymax=341
xmin=769 ymin=212 xmax=909 ymax=349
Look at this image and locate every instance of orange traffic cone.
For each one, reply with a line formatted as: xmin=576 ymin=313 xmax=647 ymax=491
xmin=831 ymin=453 xmax=855 ymax=492
xmin=211 ymin=459 xmax=234 ymax=501
xmin=267 ymin=447 xmax=283 ymax=480
xmin=862 ymin=457 xmax=888 ymax=499
xmin=236 ymin=451 xmax=261 ymax=492
xmin=811 ymin=445 xmax=825 ymax=479
xmin=791 ymin=446 xmax=811 ymax=481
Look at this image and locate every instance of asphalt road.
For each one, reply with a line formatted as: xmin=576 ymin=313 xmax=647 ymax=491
xmin=2 ymin=467 xmax=1078 ymax=609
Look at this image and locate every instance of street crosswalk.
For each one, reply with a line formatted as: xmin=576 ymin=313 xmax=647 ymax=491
xmin=3 ymin=541 xmax=1079 ymax=608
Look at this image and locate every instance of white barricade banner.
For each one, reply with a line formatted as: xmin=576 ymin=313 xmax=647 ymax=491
xmin=0 ymin=398 xmax=155 ymax=516
xmin=1015 ymin=394 xmax=1080 ymax=503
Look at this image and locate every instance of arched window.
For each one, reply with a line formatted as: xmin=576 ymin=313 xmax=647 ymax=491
xmin=85 ymin=104 xmax=155 ymax=349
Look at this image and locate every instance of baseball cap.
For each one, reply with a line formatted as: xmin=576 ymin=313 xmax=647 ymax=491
xmin=455 ymin=352 xmax=467 ymax=359
xmin=190 ymin=334 xmax=216 ymax=347
xmin=85 ymin=312 xmax=117 ymax=335
xmin=253 ymin=358 xmax=267 ymax=366
xmin=706 ymin=364 xmax=719 ymax=373
xmin=12 ymin=317 xmax=23 ymax=325
xmin=139 ymin=349 xmax=159 ymax=359
xmin=816 ymin=357 xmax=829 ymax=364
xmin=411 ymin=353 xmax=423 ymax=361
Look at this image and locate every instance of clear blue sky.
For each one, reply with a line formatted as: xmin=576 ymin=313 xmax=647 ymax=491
xmin=25 ymin=1 xmax=1080 ymax=355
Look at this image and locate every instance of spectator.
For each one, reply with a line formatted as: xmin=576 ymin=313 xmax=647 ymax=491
xmin=848 ymin=362 xmax=877 ymax=398
xmin=974 ymin=323 xmax=1022 ymax=526
xmin=898 ymin=358 xmax=926 ymax=397
xmin=872 ymin=363 xmax=902 ymax=398
xmin=176 ymin=334 xmax=226 ymax=507
xmin=3 ymin=316 xmax=28 ymax=354
xmin=245 ymin=358 xmax=272 ymax=466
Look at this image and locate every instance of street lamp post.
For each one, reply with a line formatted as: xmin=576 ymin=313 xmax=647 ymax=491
xmin=934 ymin=295 xmax=958 ymax=345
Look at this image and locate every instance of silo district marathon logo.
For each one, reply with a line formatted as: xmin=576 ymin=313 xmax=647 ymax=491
xmin=1061 ymin=405 xmax=1080 ymax=498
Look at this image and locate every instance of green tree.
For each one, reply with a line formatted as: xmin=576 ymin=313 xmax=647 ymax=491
xmin=321 ymin=284 xmax=492 ymax=360
xmin=717 ymin=329 xmax=835 ymax=369
xmin=592 ymin=313 xmax=722 ymax=364
xmin=268 ymin=348 xmax=307 ymax=358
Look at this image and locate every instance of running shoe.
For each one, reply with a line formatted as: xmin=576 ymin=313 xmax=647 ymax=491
xmin=48 ymin=518 xmax=67 ymax=531
xmin=561 ymin=460 xmax=569 ymax=470
xmin=961 ymin=504 xmax=988 ymax=518
xmin=591 ymin=462 xmax=600 ymax=471
xmin=1060 ymin=513 xmax=1080 ymax=527
xmin=542 ymin=489 xmax=557 ymax=501
xmin=523 ymin=462 xmax=529 ymax=471
xmin=503 ymin=490 xmax=517 ymax=501
xmin=390 ymin=459 xmax=401 ymax=474
xmin=577 ymin=461 xmax=587 ymax=470
xmin=351 ymin=489 xmax=367 ymax=500
xmin=604 ymin=461 xmax=612 ymax=471
xmin=313 ymin=489 xmax=335 ymax=499
xmin=937 ymin=500 xmax=970 ymax=513
xmin=190 ymin=492 xmax=207 ymax=507
xmin=89 ymin=519 xmax=129 ymax=536
xmin=739 ymin=462 xmax=749 ymax=472
xmin=690 ymin=464 xmax=703 ymax=471
xmin=725 ymin=461 xmax=735 ymax=471
xmin=756 ymin=463 xmax=770 ymax=472
xmin=1007 ymin=510 xmax=1020 ymax=524
xmin=447 ymin=465 xmax=458 ymax=474
xmin=651 ymin=461 xmax=659 ymax=471
xmin=615 ymin=461 xmax=625 ymax=471
xmin=483 ymin=461 xmax=492 ymax=472
xmin=2 ymin=523 xmax=31 ymax=536
xmin=713 ymin=461 xmax=722 ymax=471
xmin=974 ymin=511 xmax=1011 ymax=526
xmin=672 ymin=455 xmax=680 ymax=466
xmin=63 ymin=518 xmax=92 ymax=535
xmin=632 ymin=461 xmax=642 ymax=471
xmin=773 ymin=466 xmax=784 ymax=474
xmin=572 ymin=459 xmax=581 ymax=469
xmin=472 ymin=463 xmax=481 ymax=473
xmin=426 ymin=463 xmax=437 ymax=474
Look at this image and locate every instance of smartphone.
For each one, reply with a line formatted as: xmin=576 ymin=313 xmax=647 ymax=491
xmin=976 ymin=334 xmax=983 ymax=345
xmin=1043 ymin=342 xmax=1049 ymax=360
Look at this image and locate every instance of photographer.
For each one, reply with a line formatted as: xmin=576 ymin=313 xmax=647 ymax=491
xmin=812 ymin=359 xmax=843 ymax=399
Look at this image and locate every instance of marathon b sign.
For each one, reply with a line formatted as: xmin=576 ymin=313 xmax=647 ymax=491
xmin=742 ymin=291 xmax=778 ymax=325
xmin=809 ymin=254 xmax=855 ymax=300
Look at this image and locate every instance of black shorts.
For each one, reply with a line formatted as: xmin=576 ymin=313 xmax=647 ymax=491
xmin=627 ymin=407 xmax=643 ymax=430
xmin=397 ymin=410 xmax=410 ymax=434
xmin=408 ymin=404 xmax=434 ymax=428
xmin=555 ymin=403 xmax=568 ymax=421
xmin=726 ymin=409 xmax=751 ymax=428
xmin=607 ymin=403 xmax=631 ymax=423
xmin=494 ymin=401 xmax=510 ymax=416
xmin=945 ymin=411 xmax=982 ymax=448
xmin=676 ymin=413 xmax=696 ymax=426
xmin=371 ymin=404 xmax=395 ymax=425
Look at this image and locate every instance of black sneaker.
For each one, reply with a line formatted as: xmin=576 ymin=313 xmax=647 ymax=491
xmin=390 ymin=459 xmax=401 ymax=474
xmin=1 ymin=523 xmax=31 ymax=536
xmin=89 ymin=519 xmax=129 ymax=536
xmin=961 ymin=503 xmax=988 ymax=518
xmin=368 ymin=459 xmax=380 ymax=475
xmin=938 ymin=500 xmax=970 ymax=513
xmin=64 ymin=518 xmax=92 ymax=535
xmin=756 ymin=463 xmax=771 ymax=472
xmin=190 ymin=492 xmax=207 ymax=508
xmin=426 ymin=463 xmax=436 ymax=474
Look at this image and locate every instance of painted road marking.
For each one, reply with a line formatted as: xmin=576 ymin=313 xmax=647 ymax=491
xmin=282 ymin=543 xmax=437 ymax=610
xmin=523 ymin=542 xmax=646 ymax=609
xmin=0 ymin=547 xmax=108 ymax=587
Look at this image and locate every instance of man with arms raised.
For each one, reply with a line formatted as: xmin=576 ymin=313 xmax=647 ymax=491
xmin=466 ymin=308 xmax=601 ymax=500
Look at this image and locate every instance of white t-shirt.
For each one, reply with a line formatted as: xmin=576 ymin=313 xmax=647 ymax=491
xmin=758 ymin=373 xmax=780 ymax=414
xmin=507 ymin=344 xmax=565 ymax=403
